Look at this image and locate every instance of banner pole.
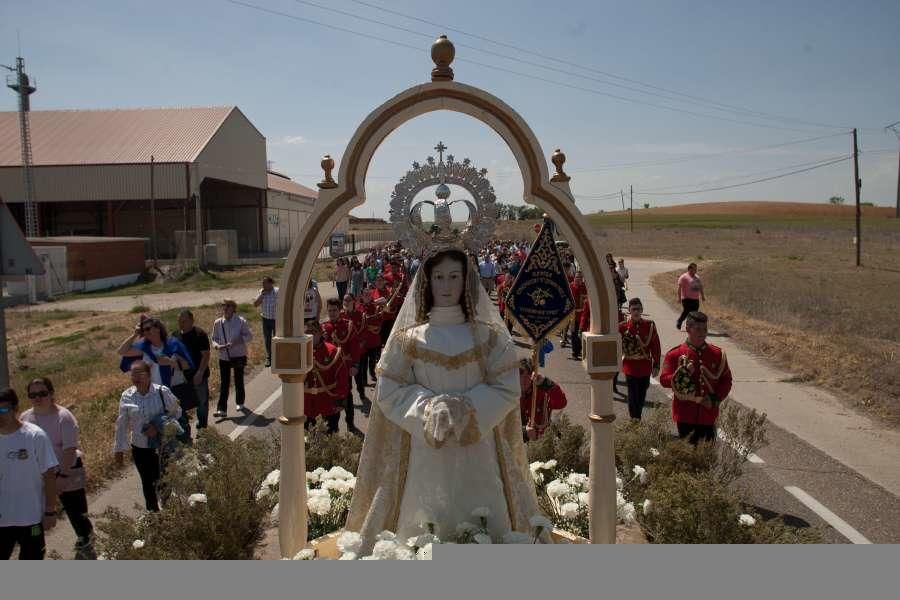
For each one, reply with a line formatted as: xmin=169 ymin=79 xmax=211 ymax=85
xmin=529 ymin=341 xmax=540 ymax=429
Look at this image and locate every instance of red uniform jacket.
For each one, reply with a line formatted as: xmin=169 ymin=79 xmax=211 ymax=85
xmin=618 ymin=318 xmax=662 ymax=378
xmin=322 ymin=317 xmax=361 ymax=364
xmin=570 ymin=279 xmax=588 ymax=330
xmin=339 ymin=308 xmax=364 ymax=360
xmin=305 ymin=340 xmax=349 ymax=419
xmin=660 ymin=342 xmax=733 ymax=426
xmin=579 ymin=300 xmax=626 ymax=332
xmin=520 ymin=378 xmax=568 ymax=437
xmin=359 ymin=302 xmax=383 ymax=349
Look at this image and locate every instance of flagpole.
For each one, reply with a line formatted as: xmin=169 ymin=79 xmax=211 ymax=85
xmin=529 ymin=342 xmax=540 ymax=429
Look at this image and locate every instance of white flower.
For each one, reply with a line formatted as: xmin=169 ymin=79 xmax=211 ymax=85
xmin=188 ymin=493 xmax=207 ymax=507
xmin=263 ymin=469 xmax=281 ymax=488
xmin=270 ymin=503 xmax=279 ymax=524
xmin=306 ymin=467 xmax=326 ymax=483
xmin=546 ymin=479 xmax=572 ymax=499
xmin=473 ymin=533 xmax=492 ymax=544
xmin=416 ymin=543 xmax=433 ymax=560
xmin=375 ymin=530 xmax=397 ymax=542
xmin=616 ymin=476 xmax=624 ymax=490
xmin=408 ymin=533 xmax=437 ymax=549
xmin=566 ymin=472 xmax=590 ymax=489
xmin=560 ymin=502 xmax=580 ymax=519
xmin=577 ymin=492 xmax=590 ymax=506
xmin=339 ymin=552 xmax=358 ymax=560
xmin=620 ymin=502 xmax=636 ymax=524
xmin=501 ymin=531 xmax=532 ymax=544
xmin=632 ymin=465 xmax=648 ymax=484
xmin=529 ymin=515 xmax=553 ymax=530
xmin=336 ymin=531 xmax=362 ymax=555
xmin=96 ymin=553 xmax=108 ymax=560
xmin=649 ymin=447 xmax=660 ymax=457
xmin=642 ymin=499 xmax=652 ymax=515
xmin=360 ymin=556 xmax=376 ymax=560
xmin=531 ymin=470 xmax=545 ymax=485
xmin=322 ymin=478 xmax=353 ymax=495
xmin=471 ymin=506 xmax=491 ymax=519
xmin=132 ymin=539 xmax=145 ymax=550
xmin=395 ymin=547 xmax=415 ymax=560
xmin=306 ymin=493 xmax=332 ymax=516
xmin=616 ymin=491 xmax=626 ymax=510
xmin=529 ymin=461 xmax=543 ymax=473
xmin=372 ymin=539 xmax=399 ymax=560
xmin=456 ymin=521 xmax=478 ymax=536
xmin=324 ymin=466 xmax=354 ymax=481
xmin=542 ymin=459 xmax=558 ymax=470
xmin=293 ymin=549 xmax=316 ymax=560
xmin=739 ymin=514 xmax=757 ymax=527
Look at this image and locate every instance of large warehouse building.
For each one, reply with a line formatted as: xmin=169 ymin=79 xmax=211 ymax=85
xmin=0 ymin=106 xmax=333 ymax=259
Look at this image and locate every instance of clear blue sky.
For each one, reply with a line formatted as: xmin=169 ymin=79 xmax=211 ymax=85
xmin=3 ymin=0 xmax=898 ymax=218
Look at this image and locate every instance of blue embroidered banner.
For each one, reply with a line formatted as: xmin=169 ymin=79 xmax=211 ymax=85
xmin=505 ymin=219 xmax=575 ymax=343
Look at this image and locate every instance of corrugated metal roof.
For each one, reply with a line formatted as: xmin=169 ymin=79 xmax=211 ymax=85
xmin=267 ymin=172 xmax=318 ymax=199
xmin=0 ymin=106 xmax=235 ymax=166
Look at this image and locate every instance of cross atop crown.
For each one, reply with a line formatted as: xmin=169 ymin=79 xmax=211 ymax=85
xmin=434 ymin=141 xmax=447 ymax=163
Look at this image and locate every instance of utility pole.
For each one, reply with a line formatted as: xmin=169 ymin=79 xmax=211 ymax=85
xmin=629 ymin=185 xmax=634 ymax=232
xmin=886 ymin=121 xmax=900 ymax=219
xmin=852 ymin=128 xmax=861 ymax=267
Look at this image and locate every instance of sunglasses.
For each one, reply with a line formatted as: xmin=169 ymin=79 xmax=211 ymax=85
xmin=28 ymin=390 xmax=50 ymax=399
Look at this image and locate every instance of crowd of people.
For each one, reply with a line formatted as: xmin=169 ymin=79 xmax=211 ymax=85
xmin=0 ymin=231 xmax=730 ymax=559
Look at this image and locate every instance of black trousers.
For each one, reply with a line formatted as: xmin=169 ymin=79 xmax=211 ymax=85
xmin=344 ymin=373 xmax=356 ymax=428
xmin=676 ymin=299 xmax=701 ymax=329
xmin=355 ymin=353 xmax=369 ymax=396
xmin=336 ymin=281 xmax=348 ymax=300
xmin=570 ymin=322 xmax=582 ymax=358
xmin=0 ymin=524 xmax=45 ymax=560
xmin=217 ymin=358 xmax=246 ymax=411
xmin=131 ymin=445 xmax=162 ymax=512
xmin=380 ymin=320 xmax=394 ymax=348
xmin=367 ymin=347 xmax=379 ymax=379
xmin=262 ymin=318 xmax=276 ymax=362
xmin=626 ymin=375 xmax=651 ymax=420
xmin=677 ymin=422 xmax=716 ymax=445
xmin=59 ymin=488 xmax=94 ymax=540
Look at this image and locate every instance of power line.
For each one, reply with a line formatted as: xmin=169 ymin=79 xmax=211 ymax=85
xmin=635 ymin=155 xmax=850 ymax=196
xmin=225 ymin=0 xmax=844 ymax=133
xmin=347 ymin=0 xmax=864 ymax=132
xmin=568 ymin=131 xmax=847 ymax=173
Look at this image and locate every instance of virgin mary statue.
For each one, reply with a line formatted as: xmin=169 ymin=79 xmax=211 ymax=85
xmin=346 ymin=195 xmax=551 ymax=552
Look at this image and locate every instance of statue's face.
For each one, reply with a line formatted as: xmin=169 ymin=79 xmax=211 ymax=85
xmin=429 ymin=255 xmax=465 ymax=308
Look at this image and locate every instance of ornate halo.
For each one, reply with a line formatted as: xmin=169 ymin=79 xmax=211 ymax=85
xmin=389 ymin=142 xmax=498 ymax=257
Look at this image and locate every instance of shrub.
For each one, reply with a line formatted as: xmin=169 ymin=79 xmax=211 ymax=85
xmin=304 ymin=418 xmax=363 ymax=473
xmin=95 ymin=429 xmax=278 ymax=559
xmin=526 ymin=414 xmax=589 ymax=474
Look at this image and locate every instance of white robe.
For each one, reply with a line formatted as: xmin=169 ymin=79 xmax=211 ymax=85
xmin=375 ymin=305 xmax=520 ymax=541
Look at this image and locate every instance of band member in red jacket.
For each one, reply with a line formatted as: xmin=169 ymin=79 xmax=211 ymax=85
xmin=569 ymin=270 xmax=589 ymax=361
xmin=659 ymin=311 xmax=732 ymax=444
xmin=340 ymin=293 xmax=367 ymax=405
xmin=619 ymin=297 xmax=662 ymax=420
xmin=358 ymin=285 xmax=383 ymax=386
xmin=518 ymin=357 xmax=568 ymax=441
xmin=303 ymin=319 xmax=349 ymax=434
xmin=322 ymin=298 xmax=363 ymax=436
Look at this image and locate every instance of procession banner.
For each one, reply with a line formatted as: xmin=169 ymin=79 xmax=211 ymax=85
xmin=505 ymin=218 xmax=575 ymax=343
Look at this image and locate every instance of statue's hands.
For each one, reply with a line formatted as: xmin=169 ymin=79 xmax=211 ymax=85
xmin=423 ymin=394 xmax=478 ymax=448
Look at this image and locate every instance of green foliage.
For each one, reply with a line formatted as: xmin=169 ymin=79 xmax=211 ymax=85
xmin=95 ymin=429 xmax=279 ymax=559
xmin=304 ymin=418 xmax=363 ymax=474
xmin=829 ymin=196 xmax=845 ymax=205
xmin=526 ymin=414 xmax=590 ymax=475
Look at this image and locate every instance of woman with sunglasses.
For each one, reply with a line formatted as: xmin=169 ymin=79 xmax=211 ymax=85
xmin=117 ymin=315 xmax=194 ymax=388
xmin=20 ymin=377 xmax=94 ymax=556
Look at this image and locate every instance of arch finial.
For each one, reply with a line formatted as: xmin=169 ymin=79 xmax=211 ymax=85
xmin=551 ymin=148 xmax=571 ymax=182
xmin=431 ymin=35 xmax=455 ymax=82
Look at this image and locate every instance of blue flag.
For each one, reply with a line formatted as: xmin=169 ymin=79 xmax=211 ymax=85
xmin=505 ymin=219 xmax=575 ymax=343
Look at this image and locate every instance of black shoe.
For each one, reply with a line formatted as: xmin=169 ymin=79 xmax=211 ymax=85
xmin=265 ymin=358 xmax=271 ymax=367
xmin=347 ymin=426 xmax=364 ymax=438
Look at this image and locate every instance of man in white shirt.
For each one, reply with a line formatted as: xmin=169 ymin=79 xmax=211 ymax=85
xmin=211 ymin=298 xmax=253 ymax=417
xmin=478 ymin=254 xmax=497 ymax=294
xmin=113 ymin=361 xmax=182 ymax=512
xmin=1 ymin=387 xmax=59 ymax=560
xmin=253 ymin=276 xmax=279 ymax=368
xmin=616 ymin=259 xmax=630 ymax=290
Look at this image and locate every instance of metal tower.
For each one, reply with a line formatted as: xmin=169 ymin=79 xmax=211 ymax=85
xmin=3 ymin=57 xmax=38 ymax=236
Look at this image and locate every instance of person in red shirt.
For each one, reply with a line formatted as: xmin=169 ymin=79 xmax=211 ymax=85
xmin=569 ymin=271 xmax=589 ymax=361
xmin=659 ymin=311 xmax=732 ymax=444
xmin=518 ymin=357 xmax=567 ymax=441
xmin=340 ymin=293 xmax=368 ymax=406
xmin=303 ymin=319 xmax=349 ymax=434
xmin=358 ymin=285 xmax=383 ymax=386
xmin=322 ymin=298 xmax=363 ymax=437
xmin=619 ymin=297 xmax=662 ymax=421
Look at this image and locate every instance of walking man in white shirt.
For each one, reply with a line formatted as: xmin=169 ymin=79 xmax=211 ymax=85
xmin=211 ymin=298 xmax=253 ymax=417
xmin=253 ymin=277 xmax=279 ymax=368
xmin=1 ymin=387 xmax=59 ymax=560
xmin=113 ymin=362 xmax=182 ymax=512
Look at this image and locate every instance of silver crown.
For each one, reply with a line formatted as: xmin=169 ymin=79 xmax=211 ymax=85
xmin=390 ymin=142 xmax=498 ymax=257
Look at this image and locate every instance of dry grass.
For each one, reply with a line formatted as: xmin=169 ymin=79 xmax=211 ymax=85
xmin=7 ymin=304 xmax=268 ymax=490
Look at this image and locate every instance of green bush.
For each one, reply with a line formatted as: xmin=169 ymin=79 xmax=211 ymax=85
xmin=526 ymin=414 xmax=590 ymax=474
xmin=304 ymin=418 xmax=363 ymax=473
xmin=95 ymin=429 xmax=278 ymax=559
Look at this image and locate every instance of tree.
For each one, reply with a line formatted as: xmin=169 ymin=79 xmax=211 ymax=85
xmin=643 ymin=203 xmax=651 ymax=209
xmin=829 ymin=196 xmax=845 ymax=205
